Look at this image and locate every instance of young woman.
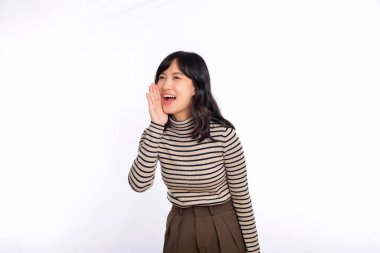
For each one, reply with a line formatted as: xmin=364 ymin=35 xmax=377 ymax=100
xmin=128 ymin=51 xmax=260 ymax=253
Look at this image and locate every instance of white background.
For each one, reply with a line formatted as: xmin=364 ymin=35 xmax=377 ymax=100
xmin=1 ymin=0 xmax=379 ymax=252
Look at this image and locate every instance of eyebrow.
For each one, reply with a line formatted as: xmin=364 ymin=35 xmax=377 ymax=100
xmin=160 ymin=72 xmax=184 ymax=76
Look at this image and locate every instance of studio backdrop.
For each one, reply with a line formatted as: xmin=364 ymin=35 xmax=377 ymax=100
xmin=0 ymin=0 xmax=379 ymax=252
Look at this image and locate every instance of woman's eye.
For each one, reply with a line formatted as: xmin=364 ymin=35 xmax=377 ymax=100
xmin=159 ymin=76 xmax=165 ymax=79
xmin=174 ymin=76 xmax=180 ymax=79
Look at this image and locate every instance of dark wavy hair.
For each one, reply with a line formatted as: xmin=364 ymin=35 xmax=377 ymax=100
xmin=154 ymin=51 xmax=235 ymax=143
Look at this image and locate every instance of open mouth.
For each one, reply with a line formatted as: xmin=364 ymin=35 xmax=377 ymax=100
xmin=163 ymin=95 xmax=176 ymax=106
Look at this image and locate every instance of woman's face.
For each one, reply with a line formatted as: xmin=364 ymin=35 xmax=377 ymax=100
xmin=157 ymin=59 xmax=195 ymax=121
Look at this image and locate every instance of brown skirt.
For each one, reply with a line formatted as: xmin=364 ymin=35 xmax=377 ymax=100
xmin=163 ymin=199 xmax=245 ymax=253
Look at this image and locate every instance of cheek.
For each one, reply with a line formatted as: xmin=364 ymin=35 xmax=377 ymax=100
xmin=178 ymin=84 xmax=195 ymax=99
xmin=179 ymin=95 xmax=194 ymax=105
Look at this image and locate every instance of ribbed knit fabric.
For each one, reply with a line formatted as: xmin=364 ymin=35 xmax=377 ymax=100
xmin=128 ymin=116 xmax=260 ymax=253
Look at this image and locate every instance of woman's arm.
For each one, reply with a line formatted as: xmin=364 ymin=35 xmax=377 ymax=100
xmin=223 ymin=127 xmax=260 ymax=253
xmin=128 ymin=121 xmax=165 ymax=192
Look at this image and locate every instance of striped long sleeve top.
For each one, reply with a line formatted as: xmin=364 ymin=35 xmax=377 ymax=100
xmin=128 ymin=116 xmax=260 ymax=253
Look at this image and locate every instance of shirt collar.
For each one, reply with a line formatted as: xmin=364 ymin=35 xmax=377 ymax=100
xmin=168 ymin=115 xmax=194 ymax=130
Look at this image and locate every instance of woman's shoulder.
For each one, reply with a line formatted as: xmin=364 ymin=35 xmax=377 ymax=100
xmin=209 ymin=120 xmax=234 ymax=137
xmin=210 ymin=118 xmax=234 ymax=129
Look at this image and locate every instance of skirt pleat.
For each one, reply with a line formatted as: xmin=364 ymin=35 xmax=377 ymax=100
xmin=220 ymin=213 xmax=246 ymax=253
xmin=163 ymin=199 xmax=245 ymax=253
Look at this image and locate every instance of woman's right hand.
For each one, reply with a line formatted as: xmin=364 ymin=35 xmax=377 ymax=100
xmin=146 ymin=83 xmax=168 ymax=126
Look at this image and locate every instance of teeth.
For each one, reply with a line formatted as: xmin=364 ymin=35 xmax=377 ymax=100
xmin=163 ymin=95 xmax=176 ymax=98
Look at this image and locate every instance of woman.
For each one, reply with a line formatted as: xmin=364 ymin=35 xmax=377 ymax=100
xmin=128 ymin=51 xmax=260 ymax=253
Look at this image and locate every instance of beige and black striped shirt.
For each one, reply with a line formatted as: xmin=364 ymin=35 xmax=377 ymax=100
xmin=128 ymin=116 xmax=260 ymax=253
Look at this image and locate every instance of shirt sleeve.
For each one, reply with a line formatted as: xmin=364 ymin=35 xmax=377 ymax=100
xmin=128 ymin=121 xmax=165 ymax=192
xmin=223 ymin=127 xmax=260 ymax=253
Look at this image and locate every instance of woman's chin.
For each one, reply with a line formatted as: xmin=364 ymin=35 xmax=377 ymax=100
xmin=163 ymin=107 xmax=175 ymax=114
xmin=162 ymin=104 xmax=185 ymax=116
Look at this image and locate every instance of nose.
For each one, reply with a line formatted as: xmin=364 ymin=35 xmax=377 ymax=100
xmin=160 ymin=78 xmax=173 ymax=87
xmin=158 ymin=78 xmax=173 ymax=92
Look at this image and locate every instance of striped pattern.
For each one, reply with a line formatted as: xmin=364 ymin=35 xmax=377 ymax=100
xmin=128 ymin=116 xmax=260 ymax=253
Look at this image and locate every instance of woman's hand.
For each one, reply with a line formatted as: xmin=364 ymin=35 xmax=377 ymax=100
xmin=146 ymin=83 xmax=168 ymax=126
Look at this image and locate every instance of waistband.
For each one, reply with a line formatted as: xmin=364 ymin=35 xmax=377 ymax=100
xmin=171 ymin=199 xmax=234 ymax=217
